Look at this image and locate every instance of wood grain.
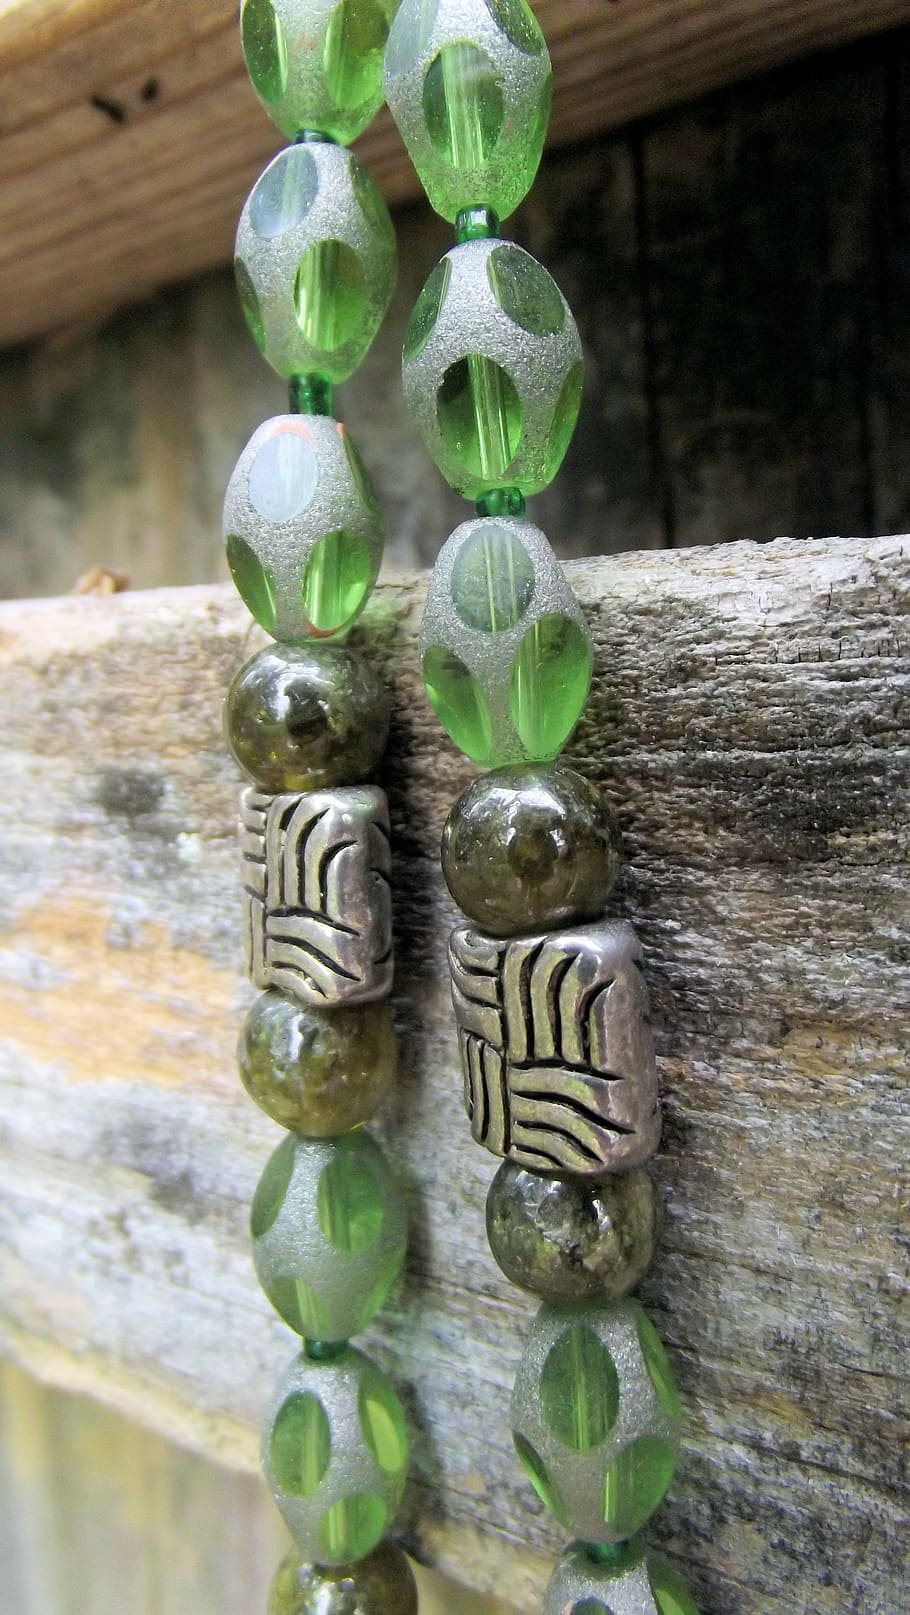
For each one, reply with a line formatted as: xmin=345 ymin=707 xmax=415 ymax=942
xmin=0 ymin=534 xmax=906 ymax=1613
xmin=2 ymin=0 xmax=910 ymax=347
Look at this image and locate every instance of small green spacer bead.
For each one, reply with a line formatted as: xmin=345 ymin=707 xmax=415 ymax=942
xmin=293 ymin=128 xmax=337 ymax=144
xmin=455 ymin=205 xmax=500 ymax=242
xmin=289 ymin=373 xmax=334 ymax=416
xmin=584 ymin=1542 xmax=635 ymax=1568
xmin=303 ymin=1339 xmax=349 ymax=1362
xmin=476 ymin=487 xmax=526 ymax=518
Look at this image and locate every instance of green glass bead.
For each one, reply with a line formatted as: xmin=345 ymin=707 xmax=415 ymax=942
xmin=486 ymin=1163 xmax=659 ymax=1300
xmin=544 ymin=1541 xmax=701 ymax=1615
xmin=509 ymin=612 xmax=593 ymax=760
xmin=442 ymin=763 xmax=621 ymax=936
xmin=456 ymin=205 xmax=500 ymax=242
xmin=421 ymin=644 xmax=493 ymax=764
xmin=289 ymin=373 xmax=334 ymax=415
xmin=251 ymin=1132 xmax=407 ymax=1341
xmin=263 ymin=1347 xmax=408 ymax=1568
xmin=476 ymin=487 xmax=525 ymax=517
xmin=268 ymin=1542 xmax=419 ymax=1615
xmin=238 ymin=991 xmax=397 ymax=1135
xmin=225 ymin=643 xmax=390 ymax=793
xmin=512 ymin=1300 xmax=682 ymax=1546
xmin=241 ymin=0 xmax=397 ymax=146
xmin=437 ymin=354 xmax=522 ymax=486
xmin=384 ymin=0 xmax=552 ymax=222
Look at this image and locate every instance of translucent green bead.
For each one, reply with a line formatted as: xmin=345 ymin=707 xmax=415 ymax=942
xmin=241 ymin=0 xmax=398 ymax=145
xmin=384 ymin=0 xmax=552 ymax=222
xmin=511 ymin=1300 xmax=682 ymax=1545
xmin=238 ymin=991 xmax=397 ymax=1134
xmin=263 ymin=1346 xmax=408 ymax=1567
xmin=544 ymin=1540 xmax=700 ymax=1615
xmin=251 ymin=1131 xmax=407 ymax=1341
xmin=420 ymin=517 xmax=592 ymax=766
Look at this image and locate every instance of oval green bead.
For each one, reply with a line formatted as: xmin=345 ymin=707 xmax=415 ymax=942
xmin=442 ymin=763 xmax=622 ymax=936
xmin=294 ymin=240 xmax=370 ymax=353
xmin=422 ymin=644 xmax=494 ymax=765
xmin=268 ymin=1542 xmax=419 ymax=1615
xmin=300 ymin=528 xmax=374 ymax=637
xmin=601 ymin=1436 xmax=677 ymax=1539
xmin=437 ymin=354 xmax=523 ymax=487
xmin=486 ymin=1163 xmax=659 ymax=1300
xmin=269 ymin=1391 xmax=332 ymax=1497
xmin=451 ymin=525 xmax=535 ymax=633
xmin=540 ymin=1326 xmax=620 ymax=1452
xmin=509 ymin=613 xmax=593 ymax=759
xmin=241 ymin=0 xmax=396 ymax=146
xmin=423 ymin=42 xmax=504 ymax=168
xmin=238 ymin=991 xmax=397 ymax=1135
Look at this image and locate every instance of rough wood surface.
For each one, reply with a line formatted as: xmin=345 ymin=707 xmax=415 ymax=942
xmin=2 ymin=0 xmax=910 ymax=347
xmin=0 ymin=535 xmax=907 ymax=1613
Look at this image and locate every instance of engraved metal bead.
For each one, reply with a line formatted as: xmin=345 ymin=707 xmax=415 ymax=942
xmin=241 ymin=0 xmax=398 ymax=146
xmin=224 ymin=415 xmax=383 ymax=642
xmin=544 ymin=1540 xmax=700 ymax=1615
xmin=420 ymin=517 xmax=592 ymax=767
xmin=402 ymin=239 xmax=583 ymax=499
xmin=384 ymin=0 xmax=552 ymax=222
xmin=450 ymin=918 xmax=661 ymax=1176
xmin=262 ymin=1345 xmax=409 ymax=1567
xmin=235 ymin=142 xmax=396 ymax=381
xmin=511 ymin=1299 xmax=683 ymax=1545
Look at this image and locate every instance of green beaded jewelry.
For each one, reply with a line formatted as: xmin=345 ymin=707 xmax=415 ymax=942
xmin=227 ymin=5 xmax=415 ymax=1610
xmin=385 ymin=0 xmax=700 ymax=1607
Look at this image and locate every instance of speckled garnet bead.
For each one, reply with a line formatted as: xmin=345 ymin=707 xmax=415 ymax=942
xmin=442 ymin=762 xmax=622 ymax=936
xmin=239 ymin=991 xmax=397 ymax=1134
xmin=486 ymin=1163 xmax=660 ymax=1301
xmin=267 ymin=1542 xmax=419 ymax=1615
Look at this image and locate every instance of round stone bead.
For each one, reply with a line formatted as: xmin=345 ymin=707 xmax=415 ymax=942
xmin=235 ymin=142 xmax=396 ymax=382
xmin=511 ymin=1299 xmax=682 ymax=1544
xmin=263 ymin=1345 xmax=408 ymax=1567
xmin=486 ymin=1164 xmax=660 ymax=1301
xmin=544 ymin=1539 xmax=700 ymax=1615
xmin=441 ymin=763 xmax=621 ymax=936
xmin=384 ymin=0 xmax=552 ymax=222
xmin=241 ymin=0 xmax=398 ymax=146
xmin=403 ymin=238 xmax=583 ymax=499
xmin=252 ymin=1131 xmax=407 ymax=1341
xmin=420 ymin=517 xmax=593 ymax=767
xmin=223 ymin=415 xmax=383 ymax=642
xmin=225 ymin=643 xmax=390 ymax=793
xmin=268 ymin=1542 xmax=419 ymax=1614
xmin=239 ymin=991 xmax=397 ymax=1134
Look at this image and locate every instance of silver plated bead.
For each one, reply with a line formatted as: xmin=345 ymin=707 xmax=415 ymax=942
xmin=241 ymin=0 xmax=398 ymax=145
xmin=241 ymin=785 xmax=393 ymax=1007
xmin=223 ymin=415 xmax=383 ymax=642
xmin=544 ymin=1540 xmax=700 ymax=1615
xmin=420 ymin=516 xmax=592 ymax=767
xmin=235 ymin=142 xmax=396 ymax=381
xmin=511 ymin=1299 xmax=682 ymax=1545
xmin=402 ymin=239 xmax=583 ymax=498
xmin=449 ymin=919 xmax=660 ymax=1176
xmin=252 ymin=1131 xmax=408 ymax=1341
xmin=262 ymin=1345 xmax=409 ymax=1567
xmin=384 ymin=0 xmax=552 ymax=222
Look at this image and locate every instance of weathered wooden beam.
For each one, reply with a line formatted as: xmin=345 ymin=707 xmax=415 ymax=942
xmin=2 ymin=0 xmax=910 ymax=348
xmin=0 ymin=534 xmax=907 ymax=1612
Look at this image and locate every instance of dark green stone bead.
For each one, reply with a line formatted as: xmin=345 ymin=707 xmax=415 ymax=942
xmin=239 ymin=991 xmax=397 ymax=1135
xmin=225 ymin=642 xmax=389 ymax=792
xmin=268 ymin=1542 xmax=418 ymax=1615
xmin=486 ymin=1163 xmax=660 ymax=1301
xmin=441 ymin=763 xmax=622 ymax=937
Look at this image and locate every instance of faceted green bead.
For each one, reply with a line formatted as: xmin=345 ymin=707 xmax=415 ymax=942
xmin=384 ymin=0 xmax=552 ymax=222
xmin=544 ymin=1541 xmax=701 ymax=1615
xmin=241 ymin=0 xmax=398 ymax=145
xmin=238 ymin=991 xmax=397 ymax=1135
xmin=263 ymin=1346 xmax=408 ymax=1568
xmin=442 ymin=763 xmax=622 ymax=936
xmin=268 ymin=1542 xmax=419 ymax=1614
xmin=486 ymin=1162 xmax=659 ymax=1300
xmin=224 ymin=642 xmax=390 ymax=793
xmin=252 ymin=1132 xmax=407 ymax=1341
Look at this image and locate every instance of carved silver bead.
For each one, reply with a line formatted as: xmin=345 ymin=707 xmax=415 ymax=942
xmin=544 ymin=1540 xmax=700 ymax=1615
xmin=262 ymin=1345 xmax=408 ymax=1567
xmin=511 ymin=1300 xmax=683 ymax=1545
xmin=384 ymin=0 xmax=552 ymax=222
xmin=420 ymin=516 xmax=593 ymax=767
xmin=449 ymin=919 xmax=661 ymax=1175
xmin=234 ymin=142 xmax=396 ymax=381
xmin=241 ymin=785 xmax=393 ymax=1007
xmin=241 ymin=0 xmax=398 ymax=146
xmin=402 ymin=239 xmax=583 ymax=499
xmin=223 ymin=415 xmax=383 ymax=642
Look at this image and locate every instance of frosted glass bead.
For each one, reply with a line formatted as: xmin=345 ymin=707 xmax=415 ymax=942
xmin=241 ymin=0 xmax=398 ymax=145
xmin=384 ymin=0 xmax=552 ymax=222
xmin=511 ymin=1300 xmax=682 ymax=1544
xmin=235 ymin=143 xmax=396 ymax=381
xmin=224 ymin=415 xmax=383 ymax=641
xmin=403 ymin=239 xmax=582 ymax=498
xmin=252 ymin=1131 xmax=407 ymax=1341
xmin=420 ymin=517 xmax=592 ymax=766
xmin=263 ymin=1346 xmax=408 ymax=1566
xmin=544 ymin=1540 xmax=700 ymax=1615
